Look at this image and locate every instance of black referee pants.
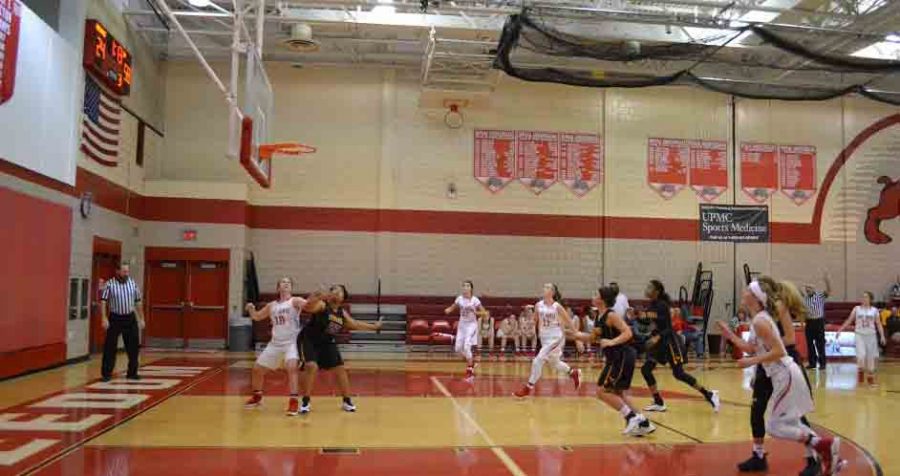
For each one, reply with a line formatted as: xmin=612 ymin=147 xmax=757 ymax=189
xmin=102 ymin=313 xmax=140 ymax=379
xmin=805 ymin=318 xmax=827 ymax=368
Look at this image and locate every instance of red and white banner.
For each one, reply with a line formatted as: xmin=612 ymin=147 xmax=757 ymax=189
xmin=689 ymin=140 xmax=728 ymax=201
xmin=473 ymin=129 xmax=516 ymax=193
xmin=516 ymin=130 xmax=559 ymax=195
xmin=559 ymin=133 xmax=603 ymax=197
xmin=647 ymin=138 xmax=689 ymax=199
xmin=740 ymin=142 xmax=778 ymax=203
xmin=0 ymin=0 xmax=22 ymax=106
xmin=779 ymin=144 xmax=816 ymax=205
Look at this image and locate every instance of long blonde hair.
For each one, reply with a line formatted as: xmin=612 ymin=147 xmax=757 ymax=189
xmin=778 ymin=280 xmax=808 ymax=322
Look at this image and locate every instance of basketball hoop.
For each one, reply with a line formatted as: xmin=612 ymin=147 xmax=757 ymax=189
xmin=258 ymin=142 xmax=317 ymax=159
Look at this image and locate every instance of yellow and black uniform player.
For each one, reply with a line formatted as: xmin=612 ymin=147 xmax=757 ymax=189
xmin=571 ymin=285 xmax=654 ymax=436
xmin=640 ymin=279 xmax=720 ymax=413
xmin=297 ymin=285 xmax=381 ymax=414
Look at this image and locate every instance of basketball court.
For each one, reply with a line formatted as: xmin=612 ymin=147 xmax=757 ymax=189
xmin=1 ymin=1 xmax=899 ymax=476
xmin=0 ymin=353 xmax=895 ymax=475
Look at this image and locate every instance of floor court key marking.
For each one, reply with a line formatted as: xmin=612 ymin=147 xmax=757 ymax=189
xmin=430 ymin=376 xmax=528 ymax=476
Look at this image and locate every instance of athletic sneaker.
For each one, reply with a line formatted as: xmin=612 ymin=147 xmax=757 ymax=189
xmin=710 ymin=390 xmax=721 ymax=413
xmin=799 ymin=457 xmax=821 ymax=476
xmin=813 ymin=436 xmax=840 ymax=475
xmin=623 ymin=415 xmax=644 ymax=435
xmin=513 ymin=384 xmax=532 ymax=398
xmin=300 ymin=401 xmax=311 ymax=414
xmin=630 ymin=417 xmax=656 ymax=437
xmin=644 ymin=403 xmax=667 ymax=412
xmin=286 ymin=398 xmax=299 ymax=416
xmin=342 ymin=401 xmax=357 ymax=413
xmin=737 ymin=453 xmax=768 ymax=472
xmin=569 ymin=368 xmax=582 ymax=390
xmin=465 ymin=366 xmax=475 ymax=382
xmin=244 ymin=393 xmax=262 ymax=409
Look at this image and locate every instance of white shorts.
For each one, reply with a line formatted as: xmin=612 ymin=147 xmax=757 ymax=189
xmin=256 ymin=341 xmax=299 ymax=370
xmin=537 ymin=333 xmax=565 ymax=361
xmin=855 ymin=332 xmax=879 ymax=372
xmin=768 ymin=361 xmax=814 ymax=422
xmin=497 ymin=329 xmax=514 ymax=338
xmin=455 ymin=321 xmax=479 ymax=354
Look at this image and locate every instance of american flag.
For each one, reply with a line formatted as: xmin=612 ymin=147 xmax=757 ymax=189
xmin=81 ymin=76 xmax=121 ymax=166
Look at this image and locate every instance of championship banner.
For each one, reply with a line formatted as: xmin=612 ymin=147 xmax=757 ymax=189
xmin=779 ymin=144 xmax=816 ymax=205
xmin=559 ymin=132 xmax=602 ymax=197
xmin=689 ymin=140 xmax=728 ymax=202
xmin=647 ymin=137 xmax=689 ymax=199
xmin=699 ymin=204 xmax=769 ymax=242
xmin=740 ymin=142 xmax=778 ymax=203
xmin=0 ymin=0 xmax=22 ymax=106
xmin=516 ymin=130 xmax=559 ymax=195
xmin=473 ymin=129 xmax=516 ymax=193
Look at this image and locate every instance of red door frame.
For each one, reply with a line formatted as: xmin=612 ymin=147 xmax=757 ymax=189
xmin=144 ymin=247 xmax=230 ymax=346
xmin=90 ymin=237 xmax=122 ymax=353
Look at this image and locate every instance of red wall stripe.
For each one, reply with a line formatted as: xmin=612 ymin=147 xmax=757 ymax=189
xmin=139 ymin=196 xmax=247 ymax=224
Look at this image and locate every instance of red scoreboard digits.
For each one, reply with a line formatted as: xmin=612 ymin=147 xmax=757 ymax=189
xmin=83 ymin=20 xmax=132 ymax=96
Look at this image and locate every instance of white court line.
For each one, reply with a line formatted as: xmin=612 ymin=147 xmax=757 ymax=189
xmin=430 ymin=376 xmax=528 ymax=476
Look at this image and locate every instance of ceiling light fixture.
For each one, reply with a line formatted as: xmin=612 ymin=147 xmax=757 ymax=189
xmin=188 ymin=0 xmax=213 ymax=7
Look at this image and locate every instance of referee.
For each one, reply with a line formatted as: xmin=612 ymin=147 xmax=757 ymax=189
xmin=803 ymin=272 xmax=832 ymax=370
xmin=101 ymin=263 xmax=145 ymax=381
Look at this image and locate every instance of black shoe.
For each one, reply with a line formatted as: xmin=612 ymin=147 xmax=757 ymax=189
xmin=737 ymin=453 xmax=768 ymax=472
xmin=806 ymin=365 xmax=817 ymax=370
xmin=101 ymin=376 xmax=112 ymax=382
xmin=799 ymin=457 xmax=821 ymax=476
xmin=126 ymin=374 xmax=140 ymax=380
xmin=818 ymin=365 xmax=826 ymax=370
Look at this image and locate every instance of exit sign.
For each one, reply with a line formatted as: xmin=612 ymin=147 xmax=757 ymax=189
xmin=181 ymin=229 xmax=197 ymax=241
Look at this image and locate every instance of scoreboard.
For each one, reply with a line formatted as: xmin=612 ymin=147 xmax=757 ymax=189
xmin=83 ymin=19 xmax=132 ymax=96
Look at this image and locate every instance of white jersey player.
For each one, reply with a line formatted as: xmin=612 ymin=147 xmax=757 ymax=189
xmin=244 ymin=277 xmax=309 ymax=416
xmin=513 ymin=283 xmax=582 ymax=397
xmin=836 ymin=291 xmax=885 ymax=386
xmin=720 ymin=280 xmax=845 ymax=476
xmin=445 ymin=280 xmax=487 ymax=381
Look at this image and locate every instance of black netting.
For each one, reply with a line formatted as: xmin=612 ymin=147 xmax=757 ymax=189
xmin=494 ymin=12 xmax=900 ymax=105
xmin=750 ymin=25 xmax=900 ymax=73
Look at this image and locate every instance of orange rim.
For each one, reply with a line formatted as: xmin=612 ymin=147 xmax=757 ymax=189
xmin=258 ymin=142 xmax=317 ymax=159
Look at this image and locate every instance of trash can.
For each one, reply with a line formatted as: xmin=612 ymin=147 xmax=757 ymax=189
xmin=228 ymin=313 xmax=253 ymax=351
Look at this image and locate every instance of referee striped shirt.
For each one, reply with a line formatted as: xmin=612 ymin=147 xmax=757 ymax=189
xmin=804 ymin=291 xmax=827 ymax=319
xmin=102 ymin=277 xmax=142 ymax=315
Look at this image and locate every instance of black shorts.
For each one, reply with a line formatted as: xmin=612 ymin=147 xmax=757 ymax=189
xmin=300 ymin=334 xmax=344 ymax=370
xmin=598 ymin=346 xmax=636 ymax=391
xmin=649 ymin=334 xmax=687 ymax=366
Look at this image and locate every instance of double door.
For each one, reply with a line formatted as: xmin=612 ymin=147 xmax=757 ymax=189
xmin=145 ymin=258 xmax=228 ymax=348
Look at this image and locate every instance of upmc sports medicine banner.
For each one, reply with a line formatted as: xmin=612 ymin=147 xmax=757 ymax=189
xmin=0 ymin=0 xmax=22 ymax=106
xmin=699 ymin=204 xmax=769 ymax=242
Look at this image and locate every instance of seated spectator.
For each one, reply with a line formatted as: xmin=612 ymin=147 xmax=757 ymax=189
xmin=721 ymin=308 xmax=748 ymax=357
xmin=673 ymin=308 xmax=704 ymax=358
xmin=496 ymin=313 xmax=519 ymax=356
xmin=890 ymin=276 xmax=900 ymax=301
xmin=581 ymin=306 xmax=597 ymax=357
xmin=519 ymin=305 xmax=537 ymax=355
xmin=478 ymin=310 xmax=495 ymax=356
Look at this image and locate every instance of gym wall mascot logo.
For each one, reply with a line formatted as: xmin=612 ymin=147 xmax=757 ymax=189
xmin=0 ymin=0 xmax=22 ymax=106
xmin=864 ymin=176 xmax=900 ymax=245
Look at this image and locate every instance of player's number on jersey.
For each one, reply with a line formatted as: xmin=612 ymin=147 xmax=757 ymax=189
xmin=273 ymin=315 xmax=286 ymax=325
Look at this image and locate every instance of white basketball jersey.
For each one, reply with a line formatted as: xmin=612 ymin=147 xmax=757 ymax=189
xmin=854 ymin=305 xmax=879 ymax=335
xmin=748 ymin=311 xmax=792 ymax=375
xmin=456 ymin=295 xmax=481 ymax=324
xmin=536 ymin=300 xmax=562 ymax=337
xmin=270 ymin=299 xmax=301 ymax=344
